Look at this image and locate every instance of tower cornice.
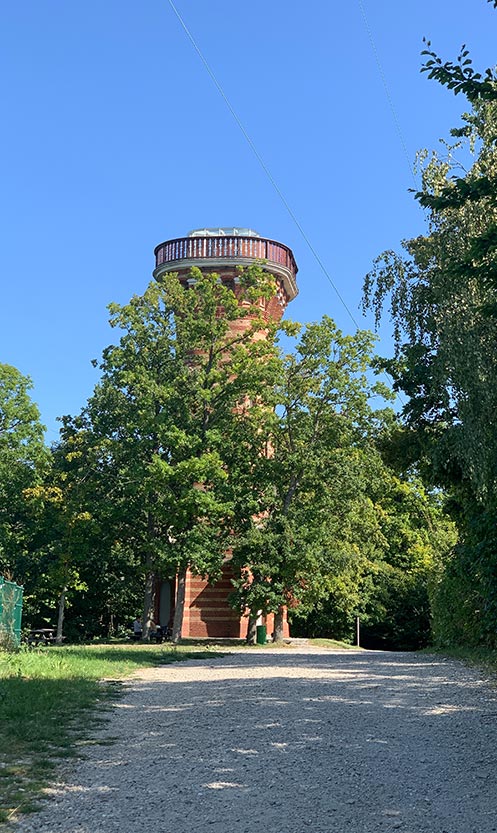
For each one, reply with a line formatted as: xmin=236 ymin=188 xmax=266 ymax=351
xmin=153 ymin=233 xmax=298 ymax=301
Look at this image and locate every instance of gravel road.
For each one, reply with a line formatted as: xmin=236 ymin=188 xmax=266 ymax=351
xmin=12 ymin=646 xmax=497 ymax=833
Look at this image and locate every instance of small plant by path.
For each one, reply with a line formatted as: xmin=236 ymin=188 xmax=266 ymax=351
xmin=0 ymin=642 xmax=221 ymax=826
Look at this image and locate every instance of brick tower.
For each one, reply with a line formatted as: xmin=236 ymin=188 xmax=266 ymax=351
xmin=153 ymin=228 xmax=298 ymax=639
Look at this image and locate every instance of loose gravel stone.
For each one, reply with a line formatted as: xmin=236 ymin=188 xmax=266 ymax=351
xmin=10 ymin=647 xmax=497 ymax=833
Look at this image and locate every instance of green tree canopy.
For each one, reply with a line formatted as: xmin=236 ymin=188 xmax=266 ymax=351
xmin=228 ymin=317 xmax=395 ymax=639
xmin=60 ymin=267 xmax=282 ymax=641
xmin=0 ymin=364 xmax=48 ymax=580
xmin=362 ymin=34 xmax=497 ymax=646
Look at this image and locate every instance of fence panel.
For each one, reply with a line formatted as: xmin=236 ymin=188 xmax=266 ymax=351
xmin=0 ymin=577 xmax=23 ymax=649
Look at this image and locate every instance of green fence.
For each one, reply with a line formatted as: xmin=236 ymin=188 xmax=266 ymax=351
xmin=0 ymin=577 xmax=23 ymax=649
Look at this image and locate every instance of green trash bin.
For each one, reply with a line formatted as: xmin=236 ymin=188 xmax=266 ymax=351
xmin=256 ymin=624 xmax=267 ymax=645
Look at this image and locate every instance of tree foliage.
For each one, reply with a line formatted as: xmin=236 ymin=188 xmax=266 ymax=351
xmin=0 ymin=364 xmax=48 ymax=583
xmin=362 ymin=33 xmax=497 ymax=646
xmin=0 ymin=261 xmax=459 ymax=648
xmin=58 ymin=267 xmax=281 ymax=641
xmin=228 ymin=318 xmax=396 ymax=638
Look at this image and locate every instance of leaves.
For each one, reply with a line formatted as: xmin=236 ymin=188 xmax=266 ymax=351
xmin=229 ymin=318 xmax=403 ymax=624
xmin=0 ymin=365 xmax=49 ymax=580
xmin=421 ymin=40 xmax=497 ymax=102
xmin=52 ymin=266 xmax=284 ymax=636
xmin=362 ymin=29 xmax=497 ymax=647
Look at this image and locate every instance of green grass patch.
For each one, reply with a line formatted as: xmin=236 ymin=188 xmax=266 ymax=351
xmin=176 ymin=636 xmax=363 ymax=650
xmin=422 ymin=645 xmax=497 ymax=676
xmin=308 ymin=637 xmax=363 ymax=650
xmin=0 ymin=643 xmax=221 ymax=826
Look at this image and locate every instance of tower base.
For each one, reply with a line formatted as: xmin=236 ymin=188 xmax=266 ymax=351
xmin=156 ymin=566 xmax=290 ymax=640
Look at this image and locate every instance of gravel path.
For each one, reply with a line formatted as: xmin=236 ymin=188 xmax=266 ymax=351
xmin=12 ymin=647 xmax=497 ymax=833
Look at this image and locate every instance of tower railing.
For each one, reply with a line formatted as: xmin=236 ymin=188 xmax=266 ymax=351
xmin=154 ymin=235 xmax=297 ymax=279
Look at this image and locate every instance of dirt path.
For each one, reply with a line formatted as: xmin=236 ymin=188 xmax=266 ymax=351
xmin=12 ymin=647 xmax=497 ymax=833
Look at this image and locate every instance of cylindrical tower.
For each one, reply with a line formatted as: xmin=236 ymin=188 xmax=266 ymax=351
xmin=153 ymin=228 xmax=298 ymax=640
xmin=153 ymin=227 xmax=298 ymax=323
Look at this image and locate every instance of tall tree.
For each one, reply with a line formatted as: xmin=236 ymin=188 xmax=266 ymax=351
xmin=362 ymin=33 xmax=497 ymax=646
xmin=0 ymin=364 xmax=48 ymax=581
xmin=61 ymin=267 xmax=281 ymax=641
xmin=23 ymin=479 xmax=92 ymax=643
xmin=293 ymin=461 xmax=456 ymax=649
xmin=229 ymin=317 xmax=393 ymax=640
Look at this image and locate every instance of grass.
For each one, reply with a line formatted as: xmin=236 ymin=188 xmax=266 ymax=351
xmin=0 ymin=642 xmax=221 ymax=826
xmin=307 ymin=637 xmax=362 ymax=650
xmin=243 ymin=637 xmax=362 ymax=650
xmin=423 ymin=644 xmax=497 ymax=676
xmin=177 ymin=636 xmax=362 ymax=650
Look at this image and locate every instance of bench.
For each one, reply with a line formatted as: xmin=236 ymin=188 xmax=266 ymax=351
xmin=130 ymin=625 xmax=172 ymax=643
xmin=27 ymin=628 xmax=59 ymax=646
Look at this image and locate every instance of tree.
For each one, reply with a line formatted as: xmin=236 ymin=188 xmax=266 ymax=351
xmin=354 ymin=468 xmax=455 ymax=649
xmin=23 ymin=481 xmax=92 ymax=643
xmin=287 ymin=418 xmax=456 ymax=649
xmin=61 ymin=267 xmax=281 ymax=642
xmin=362 ymin=33 xmax=497 ymax=646
xmin=0 ymin=364 xmax=48 ymax=582
xmin=229 ymin=317 xmax=394 ymax=641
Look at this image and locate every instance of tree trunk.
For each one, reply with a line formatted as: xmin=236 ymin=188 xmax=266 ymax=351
xmin=142 ymin=565 xmax=156 ymax=641
xmin=171 ymin=567 xmax=187 ymax=644
xmin=142 ymin=510 xmax=157 ymax=641
xmin=56 ymin=586 xmax=66 ymax=644
xmin=273 ymin=607 xmax=285 ymax=642
xmin=246 ymin=613 xmax=258 ymax=644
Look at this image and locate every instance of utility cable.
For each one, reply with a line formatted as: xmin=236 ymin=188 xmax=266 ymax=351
xmin=357 ymin=0 xmax=419 ymax=190
xmin=166 ymin=0 xmax=362 ymax=331
xmin=166 ymin=0 xmax=405 ymax=408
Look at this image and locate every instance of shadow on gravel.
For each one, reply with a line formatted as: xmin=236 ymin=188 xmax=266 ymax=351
xmin=52 ymin=649 xmax=497 ymax=833
xmin=13 ymin=649 xmax=497 ymax=833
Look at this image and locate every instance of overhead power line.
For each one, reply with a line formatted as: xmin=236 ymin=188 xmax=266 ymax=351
xmin=357 ymin=0 xmax=419 ymax=190
xmin=166 ymin=0 xmax=406 ymax=409
xmin=166 ymin=0 xmax=362 ymax=331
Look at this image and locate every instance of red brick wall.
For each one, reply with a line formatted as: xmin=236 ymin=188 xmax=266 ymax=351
xmin=181 ymin=565 xmax=242 ymax=638
xmin=177 ymin=566 xmax=290 ymax=640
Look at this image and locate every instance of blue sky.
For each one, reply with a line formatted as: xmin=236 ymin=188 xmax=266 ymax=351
xmin=1 ymin=1 xmax=496 ymax=442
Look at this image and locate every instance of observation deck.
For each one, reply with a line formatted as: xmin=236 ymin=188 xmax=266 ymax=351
xmin=153 ymin=228 xmax=298 ymax=301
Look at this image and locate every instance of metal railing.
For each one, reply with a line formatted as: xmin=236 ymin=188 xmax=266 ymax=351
xmin=154 ymin=235 xmax=297 ymax=277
